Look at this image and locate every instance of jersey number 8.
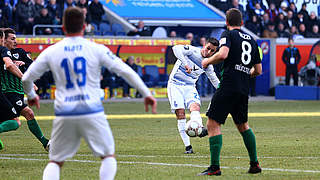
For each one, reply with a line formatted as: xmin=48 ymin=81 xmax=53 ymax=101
xmin=61 ymin=57 xmax=87 ymax=89
xmin=241 ymin=41 xmax=252 ymax=65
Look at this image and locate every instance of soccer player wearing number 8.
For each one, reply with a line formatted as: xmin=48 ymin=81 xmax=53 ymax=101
xmin=200 ymin=8 xmax=262 ymax=176
xmin=22 ymin=7 xmax=157 ymax=180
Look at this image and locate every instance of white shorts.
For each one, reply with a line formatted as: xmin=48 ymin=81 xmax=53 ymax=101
xmin=167 ymin=82 xmax=201 ymax=112
xmin=49 ymin=112 xmax=115 ymax=162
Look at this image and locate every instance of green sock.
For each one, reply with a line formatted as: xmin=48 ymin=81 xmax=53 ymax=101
xmin=27 ymin=119 xmax=48 ymax=147
xmin=0 ymin=120 xmax=19 ymax=133
xmin=209 ymin=134 xmax=222 ymax=166
xmin=241 ymin=129 xmax=258 ymax=162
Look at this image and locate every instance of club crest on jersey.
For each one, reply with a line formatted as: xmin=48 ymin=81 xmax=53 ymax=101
xmin=16 ymin=100 xmax=23 ymax=106
xmin=184 ymin=45 xmax=189 ymax=50
xmin=219 ymin=38 xmax=226 ymax=46
xmin=13 ymin=53 xmax=19 ymax=59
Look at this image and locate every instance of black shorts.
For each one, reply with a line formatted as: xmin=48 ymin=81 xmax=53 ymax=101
xmin=0 ymin=92 xmax=18 ymax=122
xmin=4 ymin=92 xmax=27 ymax=116
xmin=206 ymin=88 xmax=248 ymax=125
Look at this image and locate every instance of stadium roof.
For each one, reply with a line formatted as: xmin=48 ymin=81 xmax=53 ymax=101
xmin=102 ymin=0 xmax=226 ymax=27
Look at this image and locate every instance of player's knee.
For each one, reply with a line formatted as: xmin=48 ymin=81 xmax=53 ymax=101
xmin=22 ymin=107 xmax=35 ymax=120
xmin=236 ymin=123 xmax=249 ymax=133
xmin=189 ymin=103 xmax=200 ymax=112
xmin=13 ymin=117 xmax=21 ymax=127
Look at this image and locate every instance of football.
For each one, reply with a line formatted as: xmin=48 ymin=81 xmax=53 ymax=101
xmin=185 ymin=120 xmax=202 ymax=137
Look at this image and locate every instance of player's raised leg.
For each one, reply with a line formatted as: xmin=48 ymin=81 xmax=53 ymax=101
xmin=21 ymin=106 xmax=50 ymax=150
xmin=236 ymin=122 xmax=261 ymax=173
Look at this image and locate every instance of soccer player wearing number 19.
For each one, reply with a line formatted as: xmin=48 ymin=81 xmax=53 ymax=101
xmin=199 ymin=8 xmax=262 ymax=176
xmin=22 ymin=7 xmax=157 ymax=180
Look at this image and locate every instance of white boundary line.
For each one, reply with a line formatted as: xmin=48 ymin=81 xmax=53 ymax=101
xmin=1 ymin=154 xmax=320 ymax=159
xmin=0 ymin=155 xmax=320 ymax=174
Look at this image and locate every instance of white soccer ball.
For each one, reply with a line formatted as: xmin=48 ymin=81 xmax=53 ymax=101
xmin=185 ymin=120 xmax=202 ymax=137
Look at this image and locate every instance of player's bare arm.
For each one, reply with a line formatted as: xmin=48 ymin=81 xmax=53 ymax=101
xmin=250 ymin=63 xmax=262 ymax=78
xmin=3 ymin=56 xmax=24 ymax=79
xmin=202 ymin=46 xmax=229 ymax=68
xmin=144 ymin=96 xmax=157 ymax=114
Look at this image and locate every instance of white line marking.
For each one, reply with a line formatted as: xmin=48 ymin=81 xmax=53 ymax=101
xmin=1 ymin=154 xmax=319 ymax=159
xmin=0 ymin=156 xmax=320 ymax=173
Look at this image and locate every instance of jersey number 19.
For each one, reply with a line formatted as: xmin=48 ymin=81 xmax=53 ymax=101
xmin=61 ymin=57 xmax=87 ymax=89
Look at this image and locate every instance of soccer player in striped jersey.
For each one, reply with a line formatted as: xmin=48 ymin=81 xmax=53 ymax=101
xmin=0 ymin=28 xmax=24 ymax=150
xmin=167 ymin=38 xmax=220 ymax=154
xmin=2 ymin=28 xmax=50 ymax=151
xmin=22 ymin=7 xmax=157 ymax=180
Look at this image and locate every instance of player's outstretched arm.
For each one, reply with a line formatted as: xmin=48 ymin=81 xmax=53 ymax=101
xmin=3 ymin=57 xmax=24 ymax=79
xmin=144 ymin=96 xmax=157 ymax=114
xmin=27 ymin=95 xmax=40 ymax=109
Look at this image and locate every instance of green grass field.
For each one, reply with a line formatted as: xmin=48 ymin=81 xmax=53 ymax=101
xmin=1 ymin=100 xmax=320 ymax=180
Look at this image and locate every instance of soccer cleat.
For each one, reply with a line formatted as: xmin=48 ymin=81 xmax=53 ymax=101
xmin=0 ymin=138 xmax=3 ymax=150
xmin=44 ymin=140 xmax=51 ymax=152
xmin=197 ymin=165 xmax=221 ymax=176
xmin=184 ymin=145 xmax=194 ymax=154
xmin=198 ymin=127 xmax=208 ymax=138
xmin=248 ymin=161 xmax=262 ymax=174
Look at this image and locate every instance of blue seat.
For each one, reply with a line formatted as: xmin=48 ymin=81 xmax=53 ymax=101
xmin=143 ymin=65 xmax=168 ymax=87
xmin=99 ymin=23 xmax=112 ymax=36
xmin=111 ymin=23 xmax=125 ymax=36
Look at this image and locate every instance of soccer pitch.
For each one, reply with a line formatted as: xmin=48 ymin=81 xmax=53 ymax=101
xmin=0 ymin=99 xmax=320 ymax=179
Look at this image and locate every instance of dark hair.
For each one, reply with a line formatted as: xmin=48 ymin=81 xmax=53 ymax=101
xmin=4 ymin=28 xmax=16 ymax=39
xmin=226 ymin=8 xmax=242 ymax=26
xmin=288 ymin=36 xmax=294 ymax=42
xmin=63 ymin=7 xmax=85 ymax=34
xmin=0 ymin=28 xmax=4 ymax=38
xmin=207 ymin=37 xmax=219 ymax=47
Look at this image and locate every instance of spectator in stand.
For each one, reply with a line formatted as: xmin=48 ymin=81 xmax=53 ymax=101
xmin=229 ymin=0 xmax=246 ymax=21
xmin=279 ymin=1 xmax=288 ymax=16
xmin=127 ymin=20 xmax=151 ymax=36
xmin=100 ymin=68 xmax=117 ymax=99
xmin=34 ymin=0 xmax=44 ymax=17
xmin=81 ymin=7 xmax=94 ymax=35
xmin=296 ymin=12 xmax=307 ymax=28
xmin=260 ymin=13 xmax=270 ymax=32
xmin=276 ymin=22 xmax=290 ymax=38
xmin=289 ymin=25 xmax=303 ymax=40
xmin=63 ymin=0 xmax=76 ymax=12
xmin=275 ymin=13 xmax=287 ymax=29
xmin=285 ymin=10 xmax=296 ymax=29
xmin=288 ymin=2 xmax=298 ymax=17
xmin=15 ymin=0 xmax=36 ymax=34
xmin=282 ymin=37 xmax=301 ymax=86
xmin=245 ymin=15 xmax=261 ymax=36
xmin=122 ymin=56 xmax=140 ymax=98
xmin=262 ymin=22 xmax=278 ymax=38
xmin=266 ymin=2 xmax=279 ymax=23
xmin=88 ymin=0 xmax=105 ymax=26
xmin=76 ymin=0 xmax=88 ymax=8
xmin=253 ymin=3 xmax=265 ymax=19
xmin=298 ymin=2 xmax=309 ymax=22
xmin=208 ymin=0 xmax=229 ymax=12
xmin=169 ymin=30 xmax=177 ymax=38
xmin=34 ymin=8 xmax=54 ymax=35
xmin=185 ymin=32 xmax=198 ymax=46
xmin=47 ymin=0 xmax=62 ymax=25
xmin=1 ymin=0 xmax=12 ymax=27
xmin=307 ymin=25 xmax=320 ymax=38
xmin=298 ymin=23 xmax=307 ymax=38
xmin=308 ymin=12 xmax=319 ymax=32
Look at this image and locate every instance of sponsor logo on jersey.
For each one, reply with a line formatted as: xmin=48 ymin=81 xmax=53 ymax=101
xmin=16 ymin=100 xmax=23 ymax=106
xmin=184 ymin=45 xmax=189 ymax=50
xmin=7 ymin=51 xmax=12 ymax=57
xmin=219 ymin=38 xmax=226 ymax=46
xmin=13 ymin=53 xmax=19 ymax=59
xmin=12 ymin=107 xmax=17 ymax=114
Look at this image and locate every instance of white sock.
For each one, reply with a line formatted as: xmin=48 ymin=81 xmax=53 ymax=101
xmin=177 ymin=119 xmax=190 ymax=147
xmin=100 ymin=156 xmax=117 ymax=180
xmin=43 ymin=162 xmax=60 ymax=180
xmin=190 ymin=111 xmax=203 ymax=127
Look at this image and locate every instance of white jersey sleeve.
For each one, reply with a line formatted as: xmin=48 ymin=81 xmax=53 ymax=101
xmin=204 ymin=65 xmax=220 ymax=89
xmin=172 ymin=45 xmax=193 ymax=67
xmin=98 ymin=45 xmax=151 ymax=97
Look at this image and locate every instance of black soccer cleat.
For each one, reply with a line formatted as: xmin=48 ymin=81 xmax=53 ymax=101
xmin=248 ymin=161 xmax=262 ymax=174
xmin=198 ymin=127 xmax=208 ymax=138
xmin=184 ymin=145 xmax=194 ymax=154
xmin=197 ymin=165 xmax=221 ymax=176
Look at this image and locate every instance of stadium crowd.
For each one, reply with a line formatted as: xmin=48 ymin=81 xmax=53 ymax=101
xmin=0 ymin=0 xmax=319 ymax=38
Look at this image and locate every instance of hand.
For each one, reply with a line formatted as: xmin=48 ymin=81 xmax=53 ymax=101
xmin=13 ymin=61 xmax=25 ymax=66
xmin=202 ymin=58 xmax=209 ymax=69
xmin=144 ymin=96 xmax=157 ymax=114
xmin=33 ymin=84 xmax=38 ymax=91
xmin=27 ymin=95 xmax=40 ymax=109
xmin=185 ymin=65 xmax=191 ymax=74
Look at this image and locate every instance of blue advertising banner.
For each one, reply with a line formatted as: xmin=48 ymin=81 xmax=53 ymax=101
xmin=256 ymin=39 xmax=270 ymax=95
xmin=101 ymin=0 xmax=224 ymax=20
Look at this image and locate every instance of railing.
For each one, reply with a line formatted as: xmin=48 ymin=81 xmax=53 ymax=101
xmin=32 ymin=24 xmax=63 ymax=36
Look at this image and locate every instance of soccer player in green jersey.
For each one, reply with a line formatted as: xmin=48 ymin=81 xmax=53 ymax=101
xmin=2 ymin=28 xmax=50 ymax=151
